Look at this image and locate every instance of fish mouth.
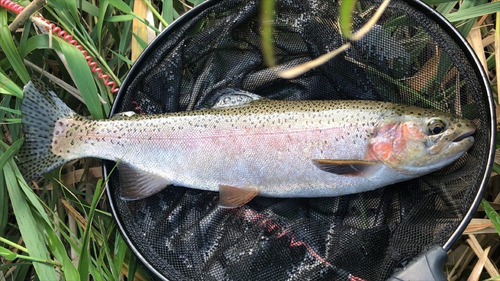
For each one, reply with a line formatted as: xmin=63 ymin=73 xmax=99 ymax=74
xmin=431 ymin=127 xmax=475 ymax=155
xmin=452 ymin=128 xmax=476 ymax=142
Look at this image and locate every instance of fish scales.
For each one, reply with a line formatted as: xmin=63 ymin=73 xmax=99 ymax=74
xmin=54 ymin=101 xmax=387 ymax=195
xmin=19 ymin=81 xmax=476 ymax=207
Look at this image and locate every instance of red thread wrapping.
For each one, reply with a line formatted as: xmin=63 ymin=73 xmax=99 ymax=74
xmin=1 ymin=0 xmax=119 ymax=93
xmin=37 ymin=16 xmax=119 ymax=93
xmin=0 ymin=0 xmax=24 ymax=14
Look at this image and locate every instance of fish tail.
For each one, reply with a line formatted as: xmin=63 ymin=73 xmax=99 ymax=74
xmin=17 ymin=79 xmax=77 ymax=180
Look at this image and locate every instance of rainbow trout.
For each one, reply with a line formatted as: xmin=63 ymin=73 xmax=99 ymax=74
xmin=18 ymin=80 xmax=475 ymax=208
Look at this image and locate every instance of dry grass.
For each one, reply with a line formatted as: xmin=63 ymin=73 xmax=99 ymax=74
xmin=444 ymin=4 xmax=500 ymax=280
xmin=0 ymin=0 xmax=499 ymax=280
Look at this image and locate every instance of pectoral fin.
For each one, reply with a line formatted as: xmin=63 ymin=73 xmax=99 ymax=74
xmin=218 ymin=185 xmax=258 ymax=208
xmin=312 ymin=159 xmax=380 ymax=175
xmin=118 ymin=163 xmax=170 ymax=200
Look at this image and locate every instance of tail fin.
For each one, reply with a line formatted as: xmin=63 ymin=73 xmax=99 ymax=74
xmin=17 ymin=79 xmax=77 ymax=180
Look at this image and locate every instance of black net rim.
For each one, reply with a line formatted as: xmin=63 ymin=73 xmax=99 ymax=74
xmin=104 ymin=0 xmax=496 ymax=279
xmin=405 ymin=0 xmax=495 ymax=250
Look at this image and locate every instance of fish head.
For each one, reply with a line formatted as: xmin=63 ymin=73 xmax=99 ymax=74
xmin=367 ymin=108 xmax=476 ymax=176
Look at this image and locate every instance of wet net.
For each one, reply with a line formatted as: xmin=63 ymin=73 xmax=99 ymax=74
xmin=105 ymin=0 xmax=493 ymax=280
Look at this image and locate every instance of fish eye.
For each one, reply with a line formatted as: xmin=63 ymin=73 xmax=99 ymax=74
xmin=427 ymin=118 xmax=447 ymax=135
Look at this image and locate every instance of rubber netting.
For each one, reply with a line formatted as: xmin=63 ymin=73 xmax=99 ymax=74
xmin=106 ymin=0 xmax=491 ymax=280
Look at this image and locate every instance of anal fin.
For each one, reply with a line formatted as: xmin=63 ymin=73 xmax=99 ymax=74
xmin=118 ymin=163 xmax=170 ymax=200
xmin=218 ymin=185 xmax=258 ymax=208
xmin=312 ymin=159 xmax=380 ymax=175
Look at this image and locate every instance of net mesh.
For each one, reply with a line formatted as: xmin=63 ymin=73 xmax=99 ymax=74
xmin=106 ymin=0 xmax=491 ymax=280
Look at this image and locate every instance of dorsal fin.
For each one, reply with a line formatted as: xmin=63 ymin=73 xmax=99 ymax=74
xmin=111 ymin=111 xmax=137 ymax=119
xmin=204 ymin=88 xmax=263 ymax=109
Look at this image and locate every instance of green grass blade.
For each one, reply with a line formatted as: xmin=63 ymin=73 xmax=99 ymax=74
xmin=56 ymin=37 xmax=104 ymax=119
xmin=461 ymin=0 xmax=486 ymax=9
xmin=3 ymin=162 xmax=58 ymax=280
xmin=162 ymin=0 xmax=175 ymax=24
xmin=0 ymin=11 xmax=30 ymax=84
xmin=127 ymin=253 xmax=139 ymax=280
xmin=78 ymin=179 xmax=104 ymax=281
xmin=187 ymin=0 xmax=205 ymax=5
xmin=260 ymin=0 xmax=275 ymax=67
xmin=10 ymin=263 xmax=31 ymax=280
xmin=43 ymin=218 xmax=80 ymax=280
xmin=143 ymin=0 xmax=169 ymax=28
xmin=81 ymin=0 xmax=100 ymax=17
xmin=98 ymin=223 xmax=115 ymax=279
xmin=0 ymin=107 xmax=21 ymax=115
xmin=0 ymin=173 xmax=6 ymax=236
xmin=0 ymin=72 xmax=23 ymax=98
xmin=131 ymin=33 xmax=149 ymax=49
xmin=89 ymin=263 xmax=105 ymax=281
xmin=0 ymin=245 xmax=17 ymax=260
xmin=0 ymin=236 xmax=28 ymax=253
xmin=106 ymin=15 xmax=136 ymax=22
xmin=481 ymin=199 xmax=500 ymax=236
xmin=113 ymin=231 xmax=128 ymax=278
xmin=119 ymin=19 xmax=133 ymax=56
xmin=109 ymin=50 xmax=134 ymax=66
xmin=4 ymin=157 xmax=79 ymax=279
xmin=19 ymin=20 xmax=33 ymax=58
xmin=23 ymin=34 xmax=52 ymax=54
xmin=0 ymin=139 xmax=23 ymax=172
xmin=108 ymin=0 xmax=132 ymax=14
xmin=451 ymin=0 xmax=486 ymax=37
xmin=435 ymin=1 xmax=457 ymax=15
xmin=340 ymin=0 xmax=356 ymax=37
xmin=97 ymin=0 xmax=111 ymax=51
xmin=23 ymin=36 xmax=108 ymax=116
xmin=48 ymin=0 xmax=81 ymax=30
xmin=446 ymin=1 xmax=500 ymax=22
xmin=422 ymin=0 xmax=457 ymax=4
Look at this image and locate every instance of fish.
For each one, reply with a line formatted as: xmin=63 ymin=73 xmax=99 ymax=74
xmin=17 ymin=80 xmax=476 ymax=208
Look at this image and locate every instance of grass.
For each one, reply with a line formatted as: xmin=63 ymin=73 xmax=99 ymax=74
xmin=0 ymin=0 xmax=499 ymax=280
